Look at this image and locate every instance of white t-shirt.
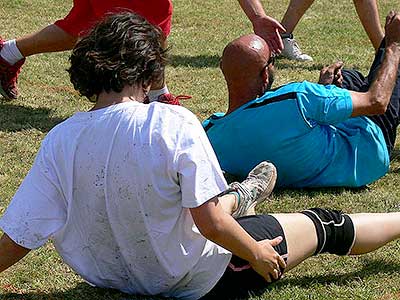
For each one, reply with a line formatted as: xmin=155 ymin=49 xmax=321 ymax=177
xmin=0 ymin=101 xmax=231 ymax=299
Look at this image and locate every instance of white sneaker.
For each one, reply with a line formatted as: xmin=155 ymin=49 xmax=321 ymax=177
xmin=230 ymin=161 xmax=277 ymax=218
xmin=281 ymin=36 xmax=313 ymax=62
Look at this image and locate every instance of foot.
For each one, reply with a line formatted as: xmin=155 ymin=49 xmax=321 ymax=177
xmin=157 ymin=93 xmax=191 ymax=106
xmin=230 ymin=161 xmax=277 ymax=218
xmin=281 ymin=35 xmax=313 ymax=62
xmin=0 ymin=38 xmax=25 ymax=100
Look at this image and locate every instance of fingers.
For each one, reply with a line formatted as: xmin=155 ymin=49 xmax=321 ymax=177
xmin=269 ymin=236 xmax=283 ymax=247
xmin=274 ymin=28 xmax=284 ymax=53
xmin=266 ymin=16 xmax=286 ymax=33
xmin=277 ymin=254 xmax=286 ymax=269
xmin=267 ymin=38 xmax=280 ymax=54
xmin=265 ymin=32 xmax=283 ymax=54
xmin=331 ymin=61 xmax=344 ymax=71
xmin=325 ymin=61 xmax=343 ymax=75
xmin=386 ymin=10 xmax=396 ymax=26
xmin=271 ymin=268 xmax=280 ymax=280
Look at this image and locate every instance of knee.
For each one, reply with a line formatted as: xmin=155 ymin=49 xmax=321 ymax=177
xmin=301 ymin=208 xmax=356 ymax=256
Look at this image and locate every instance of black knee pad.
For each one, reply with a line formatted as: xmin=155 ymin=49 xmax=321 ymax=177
xmin=302 ymin=208 xmax=355 ymax=256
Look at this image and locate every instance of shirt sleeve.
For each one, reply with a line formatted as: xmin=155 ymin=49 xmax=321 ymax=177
xmin=297 ymin=82 xmax=353 ymax=125
xmin=0 ymin=139 xmax=67 ymax=249
xmin=175 ymin=113 xmax=228 ymax=209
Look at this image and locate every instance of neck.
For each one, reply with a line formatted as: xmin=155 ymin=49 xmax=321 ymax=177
xmin=91 ymin=84 xmax=147 ymax=111
xmin=226 ymin=84 xmax=261 ymax=115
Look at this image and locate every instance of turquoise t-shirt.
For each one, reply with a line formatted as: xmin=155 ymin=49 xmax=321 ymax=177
xmin=203 ymin=81 xmax=389 ymax=188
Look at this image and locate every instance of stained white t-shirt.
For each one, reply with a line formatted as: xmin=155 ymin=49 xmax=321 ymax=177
xmin=0 ymin=101 xmax=231 ymax=299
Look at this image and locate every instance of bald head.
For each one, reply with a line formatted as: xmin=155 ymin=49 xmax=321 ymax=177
xmin=221 ymin=34 xmax=274 ymax=113
xmin=221 ymin=34 xmax=271 ymax=84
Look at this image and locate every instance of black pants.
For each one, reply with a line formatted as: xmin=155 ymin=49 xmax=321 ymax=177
xmin=202 ymin=215 xmax=288 ymax=299
xmin=341 ymin=39 xmax=400 ymax=154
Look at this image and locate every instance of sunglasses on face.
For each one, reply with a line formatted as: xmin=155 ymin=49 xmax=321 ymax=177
xmin=260 ymin=54 xmax=275 ymax=75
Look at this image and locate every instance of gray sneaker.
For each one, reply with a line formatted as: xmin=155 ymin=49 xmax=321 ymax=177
xmin=230 ymin=161 xmax=277 ymax=218
xmin=281 ymin=35 xmax=313 ymax=62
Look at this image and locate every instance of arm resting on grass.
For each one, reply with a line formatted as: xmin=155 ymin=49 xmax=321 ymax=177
xmin=190 ymin=197 xmax=286 ymax=282
xmin=0 ymin=233 xmax=30 ymax=273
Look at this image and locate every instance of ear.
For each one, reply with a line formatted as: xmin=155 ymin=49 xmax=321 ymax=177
xmin=261 ymin=66 xmax=269 ymax=87
xmin=142 ymin=80 xmax=152 ymax=93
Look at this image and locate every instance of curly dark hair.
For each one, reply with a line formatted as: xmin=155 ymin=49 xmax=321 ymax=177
xmin=68 ymin=12 xmax=167 ymax=100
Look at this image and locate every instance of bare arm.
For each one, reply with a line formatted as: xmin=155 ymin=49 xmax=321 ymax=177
xmin=351 ymin=11 xmax=400 ymax=117
xmin=190 ymin=197 xmax=285 ymax=282
xmin=238 ymin=0 xmax=285 ymax=53
xmin=0 ymin=233 xmax=30 ymax=273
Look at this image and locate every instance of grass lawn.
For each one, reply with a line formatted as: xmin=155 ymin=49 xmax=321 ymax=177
xmin=1 ymin=0 xmax=400 ymax=299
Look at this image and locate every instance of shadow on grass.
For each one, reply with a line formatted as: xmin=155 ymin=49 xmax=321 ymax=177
xmin=2 ymin=258 xmax=395 ymax=300
xmin=169 ymin=54 xmax=326 ymax=72
xmin=275 ymin=185 xmax=369 ymax=198
xmin=0 ymin=103 xmax=64 ymax=132
xmin=275 ymin=61 xmax=324 ymax=72
xmin=390 ymin=149 xmax=400 ymax=164
xmin=273 ymin=258 xmax=399 ymax=289
xmin=0 ymin=282 xmax=171 ymax=300
xmin=169 ymin=54 xmax=220 ymax=68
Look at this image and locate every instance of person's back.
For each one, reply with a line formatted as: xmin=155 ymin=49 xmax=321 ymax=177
xmin=28 ymin=102 xmax=229 ymax=298
xmin=204 ymin=81 xmax=389 ymax=187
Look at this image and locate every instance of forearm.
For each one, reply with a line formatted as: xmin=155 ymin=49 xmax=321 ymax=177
xmin=238 ymin=0 xmax=267 ymax=23
xmin=368 ymin=43 xmax=400 ymax=112
xmin=191 ymin=197 xmax=261 ymax=263
xmin=0 ymin=233 xmax=30 ymax=273
xmin=351 ymin=42 xmax=400 ymax=117
xmin=203 ymin=209 xmax=262 ymax=262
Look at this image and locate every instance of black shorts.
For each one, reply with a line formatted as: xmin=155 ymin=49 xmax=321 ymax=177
xmin=202 ymin=214 xmax=288 ymax=299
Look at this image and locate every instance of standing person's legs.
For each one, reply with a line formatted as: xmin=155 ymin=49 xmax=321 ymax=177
xmin=0 ymin=0 xmax=90 ymax=100
xmin=15 ymin=25 xmax=77 ymax=57
xmin=353 ymin=0 xmax=384 ymax=51
xmin=279 ymin=0 xmax=314 ymax=62
xmin=280 ymin=0 xmax=315 ymax=35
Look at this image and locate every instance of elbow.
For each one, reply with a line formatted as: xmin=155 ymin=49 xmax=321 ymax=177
xmin=374 ymin=102 xmax=388 ymax=115
xmin=369 ymin=97 xmax=389 ymax=115
xmin=197 ymin=216 xmax=226 ymax=241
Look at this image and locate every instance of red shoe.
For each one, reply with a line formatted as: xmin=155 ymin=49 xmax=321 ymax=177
xmin=0 ymin=38 xmax=25 ymax=100
xmin=157 ymin=93 xmax=191 ymax=106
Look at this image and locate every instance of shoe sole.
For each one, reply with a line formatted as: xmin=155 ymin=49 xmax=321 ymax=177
xmin=0 ymin=85 xmax=15 ymax=101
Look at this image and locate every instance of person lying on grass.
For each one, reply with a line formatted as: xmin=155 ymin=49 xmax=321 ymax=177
xmin=2 ymin=10 xmax=400 ymax=300
xmin=204 ymin=10 xmax=400 ymax=188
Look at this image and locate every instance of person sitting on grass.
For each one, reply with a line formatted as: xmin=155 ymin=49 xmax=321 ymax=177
xmin=3 ymin=10 xmax=400 ymax=300
xmin=204 ymin=11 xmax=400 ymax=188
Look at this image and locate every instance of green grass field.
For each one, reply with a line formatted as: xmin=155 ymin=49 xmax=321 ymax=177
xmin=1 ymin=0 xmax=400 ymax=299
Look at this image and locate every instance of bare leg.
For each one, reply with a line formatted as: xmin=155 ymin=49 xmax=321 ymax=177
xmin=281 ymin=0 xmax=315 ymax=34
xmin=272 ymin=213 xmax=317 ymax=271
xmin=349 ymin=213 xmax=400 ymax=254
xmin=353 ymin=0 xmax=384 ymax=50
xmin=16 ymin=24 xmax=77 ymax=57
xmin=219 ymin=193 xmax=238 ymax=215
xmin=272 ymin=212 xmax=400 ymax=272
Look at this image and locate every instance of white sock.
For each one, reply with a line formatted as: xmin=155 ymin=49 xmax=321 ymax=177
xmin=148 ymin=86 xmax=169 ymax=102
xmin=0 ymin=39 xmax=24 ymax=65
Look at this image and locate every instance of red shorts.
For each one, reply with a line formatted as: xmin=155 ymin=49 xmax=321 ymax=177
xmin=54 ymin=0 xmax=173 ymax=37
